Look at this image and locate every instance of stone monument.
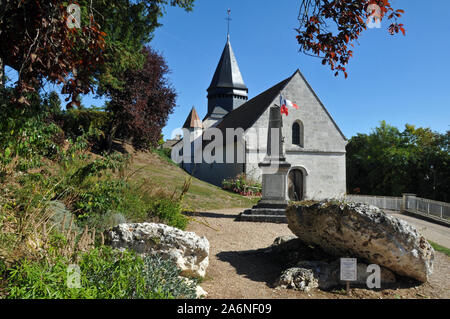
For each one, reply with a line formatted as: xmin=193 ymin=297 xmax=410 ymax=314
xmin=238 ymin=106 xmax=291 ymax=223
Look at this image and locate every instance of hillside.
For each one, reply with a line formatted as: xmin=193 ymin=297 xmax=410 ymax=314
xmin=128 ymin=149 xmax=258 ymax=212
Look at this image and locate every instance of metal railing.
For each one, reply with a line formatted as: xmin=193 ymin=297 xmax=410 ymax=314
xmin=345 ymin=193 xmax=450 ymax=223
xmin=405 ymin=196 xmax=450 ymax=220
xmin=345 ymin=195 xmax=402 ymax=211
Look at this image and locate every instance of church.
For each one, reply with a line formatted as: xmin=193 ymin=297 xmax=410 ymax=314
xmin=172 ymin=35 xmax=347 ymax=201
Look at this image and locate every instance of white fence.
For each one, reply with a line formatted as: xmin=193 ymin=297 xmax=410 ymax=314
xmin=404 ymin=196 xmax=450 ymax=221
xmin=345 ymin=194 xmax=450 ymax=223
xmin=345 ymin=195 xmax=402 ymax=211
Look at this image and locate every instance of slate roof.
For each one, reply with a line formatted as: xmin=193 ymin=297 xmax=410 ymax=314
xmin=214 ymin=72 xmax=294 ymax=133
xmin=207 ymin=36 xmax=247 ymax=91
xmin=182 ymin=107 xmax=202 ymax=129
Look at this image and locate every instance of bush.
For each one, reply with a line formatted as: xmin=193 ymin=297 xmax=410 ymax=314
xmin=56 ymin=108 xmax=111 ymax=142
xmin=149 ymin=198 xmax=188 ymax=230
xmin=222 ymin=173 xmax=262 ymax=197
xmin=74 ymin=179 xmax=127 ymax=219
xmin=5 ymin=246 xmax=198 ymax=299
xmin=0 ymin=90 xmax=63 ymax=171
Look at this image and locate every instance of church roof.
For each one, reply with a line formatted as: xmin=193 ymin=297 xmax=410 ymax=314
xmin=182 ymin=107 xmax=202 ymax=129
xmin=214 ymin=69 xmax=347 ymax=141
xmin=214 ymin=72 xmax=294 ymax=133
xmin=207 ymin=36 xmax=247 ymax=91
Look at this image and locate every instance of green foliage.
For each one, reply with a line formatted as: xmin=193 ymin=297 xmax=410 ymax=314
xmin=143 ymin=255 xmax=198 ymax=299
xmin=152 ymin=147 xmax=176 ymax=166
xmin=149 ymin=199 xmax=188 ymax=230
xmin=5 ymin=246 xmax=198 ymax=299
xmin=0 ymin=89 xmax=62 ymax=171
xmin=74 ymin=179 xmax=127 ymax=219
xmin=57 ymin=108 xmax=111 ymax=142
xmin=88 ymin=0 xmax=195 ymax=93
xmin=347 ymin=121 xmax=450 ymax=202
xmin=222 ymin=173 xmax=262 ymax=197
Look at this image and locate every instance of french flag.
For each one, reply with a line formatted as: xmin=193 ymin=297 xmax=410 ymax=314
xmin=279 ymin=93 xmax=299 ymax=116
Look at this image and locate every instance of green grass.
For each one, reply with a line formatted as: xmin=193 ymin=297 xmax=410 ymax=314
xmin=129 ymin=151 xmax=258 ymax=211
xmin=429 ymin=241 xmax=450 ymax=257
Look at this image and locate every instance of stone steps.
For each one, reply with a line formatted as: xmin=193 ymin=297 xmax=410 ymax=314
xmin=237 ymin=209 xmax=288 ymax=224
xmin=246 ymin=208 xmax=286 ymax=216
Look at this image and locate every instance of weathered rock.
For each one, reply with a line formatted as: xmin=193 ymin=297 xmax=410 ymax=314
xmin=286 ymin=201 xmax=435 ymax=282
xmin=107 ymin=223 xmax=209 ymax=277
xmin=276 ymin=259 xmax=397 ymax=291
xmin=195 ymin=285 xmax=208 ymax=298
xmin=276 ymin=267 xmax=319 ymax=292
xmin=271 ymin=235 xmax=298 ymax=246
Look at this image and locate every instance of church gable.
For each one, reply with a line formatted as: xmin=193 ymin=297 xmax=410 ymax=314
xmin=249 ymin=70 xmax=346 ymax=153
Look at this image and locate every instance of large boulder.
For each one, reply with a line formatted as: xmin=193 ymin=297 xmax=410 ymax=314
xmin=286 ymin=201 xmax=434 ymax=282
xmin=107 ymin=223 xmax=209 ymax=278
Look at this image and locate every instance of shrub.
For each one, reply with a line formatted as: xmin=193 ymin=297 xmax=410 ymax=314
xmin=56 ymin=108 xmax=111 ymax=142
xmin=148 ymin=198 xmax=188 ymax=230
xmin=74 ymin=179 xmax=127 ymax=219
xmin=0 ymin=102 xmax=62 ymax=171
xmin=5 ymin=247 xmax=198 ymax=299
xmin=222 ymin=173 xmax=262 ymax=197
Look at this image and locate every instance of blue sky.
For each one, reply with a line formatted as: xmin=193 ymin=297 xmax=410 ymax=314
xmin=10 ymin=0 xmax=448 ymax=140
xmin=151 ymin=0 xmax=450 ymax=140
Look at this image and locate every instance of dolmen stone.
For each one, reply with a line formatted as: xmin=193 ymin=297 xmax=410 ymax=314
xmin=107 ymin=223 xmax=209 ymax=278
xmin=286 ymin=200 xmax=434 ymax=282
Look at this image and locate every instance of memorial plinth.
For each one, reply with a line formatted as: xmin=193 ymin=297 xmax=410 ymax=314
xmin=238 ymin=106 xmax=291 ymax=223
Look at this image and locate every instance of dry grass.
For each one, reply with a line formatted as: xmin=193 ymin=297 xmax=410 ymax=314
xmin=0 ymin=165 xmax=96 ymax=267
xmin=127 ymin=150 xmax=258 ymax=211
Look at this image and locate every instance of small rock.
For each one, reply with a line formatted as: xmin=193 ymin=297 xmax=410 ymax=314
xmin=196 ymin=286 xmax=208 ymax=298
xmin=276 ymin=267 xmax=319 ymax=292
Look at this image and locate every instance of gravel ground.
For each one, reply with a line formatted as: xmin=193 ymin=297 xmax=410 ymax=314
xmin=186 ymin=208 xmax=450 ymax=299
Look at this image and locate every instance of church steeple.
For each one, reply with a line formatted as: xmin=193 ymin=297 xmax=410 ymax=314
xmin=182 ymin=106 xmax=202 ymax=129
xmin=207 ymin=35 xmax=248 ymax=114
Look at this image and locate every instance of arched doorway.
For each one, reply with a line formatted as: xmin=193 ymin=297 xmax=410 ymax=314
xmin=288 ymin=169 xmax=304 ymax=201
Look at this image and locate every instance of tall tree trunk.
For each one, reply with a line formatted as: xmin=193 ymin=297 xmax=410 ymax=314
xmin=0 ymin=56 xmax=4 ymax=88
xmin=107 ymin=121 xmax=119 ymax=153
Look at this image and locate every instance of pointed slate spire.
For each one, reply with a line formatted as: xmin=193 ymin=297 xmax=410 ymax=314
xmin=208 ymin=35 xmax=247 ymax=91
xmin=182 ymin=106 xmax=202 ymax=129
xmin=207 ymin=36 xmax=248 ymax=114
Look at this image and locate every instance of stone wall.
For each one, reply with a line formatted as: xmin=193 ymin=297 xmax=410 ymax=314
xmin=244 ymin=71 xmax=347 ymax=200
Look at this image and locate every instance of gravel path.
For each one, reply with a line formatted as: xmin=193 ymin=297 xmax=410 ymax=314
xmin=186 ymin=208 xmax=450 ymax=299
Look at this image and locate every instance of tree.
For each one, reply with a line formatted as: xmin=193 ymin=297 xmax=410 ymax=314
xmin=106 ymin=47 xmax=176 ymax=150
xmin=0 ymin=1 xmax=107 ymax=106
xmin=0 ymin=0 xmax=194 ymax=106
xmin=346 ymin=122 xmax=450 ymax=202
xmin=296 ymin=0 xmax=405 ymax=77
xmin=85 ymin=0 xmax=194 ymax=95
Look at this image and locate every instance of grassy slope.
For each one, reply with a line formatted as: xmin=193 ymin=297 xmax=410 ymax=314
xmin=429 ymin=241 xmax=450 ymax=257
xmin=128 ymin=150 xmax=258 ymax=211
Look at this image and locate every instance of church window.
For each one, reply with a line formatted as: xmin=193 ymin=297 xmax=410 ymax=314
xmin=292 ymin=121 xmax=304 ymax=147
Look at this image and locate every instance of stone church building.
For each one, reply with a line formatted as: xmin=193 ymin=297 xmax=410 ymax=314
xmin=172 ymin=36 xmax=347 ymax=200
